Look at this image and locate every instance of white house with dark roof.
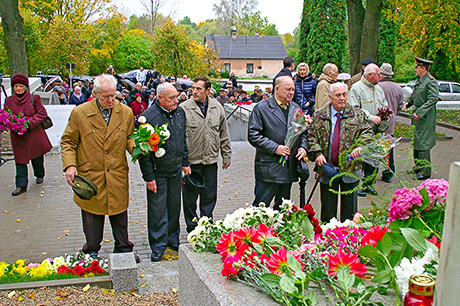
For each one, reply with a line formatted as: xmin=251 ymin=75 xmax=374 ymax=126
xmin=205 ymin=30 xmax=288 ymax=78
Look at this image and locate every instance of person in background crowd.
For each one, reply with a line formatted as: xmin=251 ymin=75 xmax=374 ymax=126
xmin=116 ymin=91 xmax=127 ymax=105
xmin=315 ymin=63 xmax=339 ymax=111
xmin=229 ymin=72 xmax=237 ymax=89
xmin=180 ymin=76 xmax=232 ymax=233
xmin=217 ymin=88 xmax=229 ymax=106
xmin=253 ymin=88 xmax=264 ymax=103
xmin=129 ymin=83 xmax=142 ymax=106
xmin=248 ymin=76 xmax=307 ymax=210
xmin=153 ymin=74 xmax=162 ymax=91
xmin=178 ymin=91 xmax=188 ymax=104
xmin=137 ymin=83 xmax=190 ymax=261
xmin=231 ymin=89 xmax=239 ymax=100
xmin=62 ymin=78 xmax=70 ymax=97
xmin=208 ymin=88 xmax=217 ymax=99
xmin=294 ymin=62 xmax=316 ymax=115
xmin=273 ymin=56 xmax=295 ymax=92
xmin=53 ymin=86 xmax=67 ymax=105
xmin=146 ymin=70 xmax=153 ymax=86
xmin=347 ymin=58 xmax=376 ymax=89
xmin=378 ymin=63 xmax=404 ymax=183
xmin=152 ymin=68 xmax=159 ymax=80
xmin=229 ymin=95 xmax=236 ymax=103
xmin=147 ymin=91 xmax=156 ymax=108
xmin=250 ymin=86 xmax=260 ymax=101
xmin=141 ymin=85 xmax=149 ymax=101
xmin=61 ymin=74 xmax=137 ymax=261
xmin=87 ymin=89 xmax=97 ymax=102
xmin=130 ymin=93 xmax=147 ymax=117
xmin=238 ymin=91 xmax=251 ymax=103
xmin=265 ymin=87 xmax=272 ymax=95
xmin=308 ymin=82 xmax=372 ymax=222
xmin=404 ymin=57 xmax=438 ymax=180
xmin=262 ymin=92 xmax=269 ymax=100
xmin=69 ymin=86 xmax=88 ymax=106
xmin=237 ymin=84 xmax=243 ymax=95
xmin=136 ymin=67 xmax=146 ymax=85
xmin=348 ymin=64 xmax=388 ymax=197
xmin=106 ymin=65 xmax=115 ymax=75
xmin=5 ymin=74 xmax=53 ymax=196
xmin=226 ymin=83 xmax=233 ymax=96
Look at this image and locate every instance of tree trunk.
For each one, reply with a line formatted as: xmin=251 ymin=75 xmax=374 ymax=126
xmin=346 ymin=0 xmax=365 ymax=75
xmin=0 ymin=0 xmax=28 ymax=76
xmin=360 ymin=0 xmax=384 ymax=63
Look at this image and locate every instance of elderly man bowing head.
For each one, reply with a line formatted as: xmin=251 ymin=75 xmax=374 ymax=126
xmin=61 ymin=74 xmax=137 ymax=260
xmin=137 ymin=83 xmax=191 ymax=262
xmin=248 ymin=75 xmax=308 ymax=210
xmin=308 ymin=82 xmax=372 ymax=223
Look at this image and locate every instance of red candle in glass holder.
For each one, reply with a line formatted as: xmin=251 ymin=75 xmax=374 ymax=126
xmin=404 ymin=274 xmax=436 ymax=306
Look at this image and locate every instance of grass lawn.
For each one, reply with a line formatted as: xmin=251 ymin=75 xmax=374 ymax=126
xmin=402 ymin=109 xmax=460 ymax=127
xmin=394 ymin=122 xmax=445 ymax=138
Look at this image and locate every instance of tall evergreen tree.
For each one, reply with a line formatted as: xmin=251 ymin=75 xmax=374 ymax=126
xmin=378 ymin=5 xmax=397 ymax=67
xmin=298 ymin=0 xmax=347 ymax=74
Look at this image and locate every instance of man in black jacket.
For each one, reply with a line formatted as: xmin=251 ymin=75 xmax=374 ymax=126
xmin=272 ymin=56 xmax=295 ymax=92
xmin=248 ymin=76 xmax=308 ymax=210
xmin=138 ymin=83 xmax=191 ymax=262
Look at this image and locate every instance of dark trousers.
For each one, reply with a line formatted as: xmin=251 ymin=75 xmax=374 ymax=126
xmin=81 ymin=209 xmax=134 ymax=254
xmin=147 ymin=173 xmax=182 ymax=254
xmin=183 ymin=163 xmax=218 ymax=233
xmin=382 ymin=147 xmax=395 ymax=180
xmin=252 ymin=180 xmax=291 ymax=211
xmin=15 ymin=155 xmax=45 ymax=187
xmin=362 ymin=163 xmax=377 ymax=187
xmin=320 ymin=179 xmax=358 ymax=223
xmin=414 ymin=150 xmax=431 ymax=177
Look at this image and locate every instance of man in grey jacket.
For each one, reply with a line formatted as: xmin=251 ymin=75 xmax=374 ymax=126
xmin=180 ymin=76 xmax=232 ymax=233
xmin=348 ymin=64 xmax=388 ymax=197
xmin=378 ymin=63 xmax=404 ymax=183
xmin=248 ymin=76 xmax=308 ymax=210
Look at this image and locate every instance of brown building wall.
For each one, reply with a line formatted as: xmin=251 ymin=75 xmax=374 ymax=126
xmin=220 ymin=59 xmax=283 ymax=78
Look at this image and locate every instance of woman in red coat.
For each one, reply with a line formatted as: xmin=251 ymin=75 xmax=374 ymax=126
xmin=4 ymin=74 xmax=52 ymax=196
xmin=130 ymin=93 xmax=147 ymax=117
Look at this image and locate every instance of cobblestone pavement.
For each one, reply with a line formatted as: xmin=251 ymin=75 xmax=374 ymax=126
xmin=0 ymin=120 xmax=459 ymax=263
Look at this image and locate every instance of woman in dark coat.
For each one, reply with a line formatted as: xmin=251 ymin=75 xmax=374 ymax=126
xmin=68 ymin=86 xmax=87 ymax=105
xmin=294 ymin=63 xmax=317 ymax=115
xmin=4 ymin=74 xmax=53 ymax=196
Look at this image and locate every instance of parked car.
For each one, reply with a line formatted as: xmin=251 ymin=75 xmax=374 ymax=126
xmin=402 ymin=80 xmax=460 ymax=103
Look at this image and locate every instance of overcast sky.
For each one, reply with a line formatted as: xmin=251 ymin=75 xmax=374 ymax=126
xmin=113 ymin=0 xmax=303 ymax=34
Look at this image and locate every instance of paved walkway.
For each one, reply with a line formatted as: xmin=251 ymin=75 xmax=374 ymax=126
xmin=0 ymin=120 xmax=459 ymax=264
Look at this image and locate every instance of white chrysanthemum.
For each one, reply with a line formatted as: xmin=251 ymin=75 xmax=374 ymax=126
xmin=137 ymin=116 xmax=147 ymax=124
xmin=142 ymin=123 xmax=154 ymax=133
xmin=160 ymin=129 xmax=170 ymax=140
xmin=155 ymin=148 xmax=165 ymax=158
xmin=321 ymin=218 xmax=357 ymax=232
xmin=280 ymin=198 xmax=294 ymax=213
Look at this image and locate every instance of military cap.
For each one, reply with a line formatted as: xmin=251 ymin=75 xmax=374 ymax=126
xmin=182 ymin=170 xmax=206 ymax=188
xmin=415 ymin=56 xmax=433 ymax=66
xmin=72 ymin=175 xmax=98 ymax=200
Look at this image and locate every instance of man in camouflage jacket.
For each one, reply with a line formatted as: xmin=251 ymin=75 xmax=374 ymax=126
xmin=308 ymin=83 xmax=372 ymax=222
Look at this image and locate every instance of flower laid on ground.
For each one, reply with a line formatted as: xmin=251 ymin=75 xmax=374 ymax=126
xmin=0 ymin=251 xmax=108 ymax=284
xmin=418 ymin=178 xmax=449 ymax=210
xmin=327 ymin=249 xmax=368 ymax=278
xmin=130 ymin=116 xmax=169 ymax=162
xmin=361 ymin=225 xmax=388 ymax=247
xmin=394 ymin=248 xmax=437 ymax=297
xmin=387 ymin=187 xmax=423 ymax=223
xmin=0 ymin=109 xmax=29 ymax=135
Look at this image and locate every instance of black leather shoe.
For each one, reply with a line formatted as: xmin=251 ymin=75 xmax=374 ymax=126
xmin=11 ymin=187 xmax=27 ymax=196
xmin=381 ymin=177 xmax=392 ymax=183
xmin=168 ymin=245 xmax=179 ymax=252
xmin=36 ymin=177 xmax=44 ymax=184
xmin=151 ymin=251 xmax=164 ymax=262
xmin=365 ymin=186 xmax=378 ymax=196
xmin=357 ymin=189 xmax=367 ymax=197
xmin=416 ymin=174 xmax=430 ymax=181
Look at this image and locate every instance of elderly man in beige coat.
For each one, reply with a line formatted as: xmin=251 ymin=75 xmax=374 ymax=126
xmin=61 ymin=74 xmax=136 ymax=259
xmin=315 ymin=63 xmax=339 ymax=111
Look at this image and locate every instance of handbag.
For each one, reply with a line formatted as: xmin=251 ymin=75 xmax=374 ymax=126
xmin=41 ymin=116 xmax=53 ymax=130
xmin=31 ymin=93 xmax=53 ymax=129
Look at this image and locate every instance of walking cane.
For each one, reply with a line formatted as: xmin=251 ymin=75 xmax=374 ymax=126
xmin=305 ymin=169 xmax=323 ymax=207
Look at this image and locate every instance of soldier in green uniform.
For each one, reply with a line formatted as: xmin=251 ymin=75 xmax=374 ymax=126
xmin=405 ymin=57 xmax=438 ymax=180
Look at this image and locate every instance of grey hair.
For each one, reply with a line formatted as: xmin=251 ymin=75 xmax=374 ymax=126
xmin=157 ymin=83 xmax=175 ymax=97
xmin=364 ymin=64 xmax=379 ymax=76
xmin=94 ymin=74 xmax=117 ymax=93
xmin=329 ymin=82 xmax=348 ymax=95
xmin=323 ymin=63 xmax=337 ymax=74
